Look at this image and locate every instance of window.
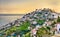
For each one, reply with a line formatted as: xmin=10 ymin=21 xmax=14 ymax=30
xmin=45 ymin=13 xmax=48 ymax=14
xmin=52 ymin=15 xmax=54 ymax=16
xmin=59 ymin=28 xmax=60 ymax=31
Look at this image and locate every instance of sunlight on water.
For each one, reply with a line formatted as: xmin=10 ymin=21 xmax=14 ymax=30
xmin=0 ymin=16 xmax=23 ymax=25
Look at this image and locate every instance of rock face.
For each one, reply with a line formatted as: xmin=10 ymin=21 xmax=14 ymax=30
xmin=0 ymin=8 xmax=59 ymax=31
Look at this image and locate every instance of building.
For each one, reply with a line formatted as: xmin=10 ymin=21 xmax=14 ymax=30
xmin=56 ymin=23 xmax=60 ymax=34
xmin=43 ymin=21 xmax=52 ymax=26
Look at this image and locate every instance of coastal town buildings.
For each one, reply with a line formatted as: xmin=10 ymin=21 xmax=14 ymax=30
xmin=0 ymin=8 xmax=60 ymax=37
xmin=55 ymin=23 xmax=60 ymax=34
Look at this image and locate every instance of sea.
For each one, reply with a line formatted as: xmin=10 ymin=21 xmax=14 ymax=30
xmin=0 ymin=14 xmax=24 ymax=26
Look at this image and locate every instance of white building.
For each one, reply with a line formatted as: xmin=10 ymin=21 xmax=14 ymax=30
xmin=31 ymin=28 xmax=37 ymax=37
xmin=54 ymin=23 xmax=60 ymax=35
xmin=52 ymin=13 xmax=58 ymax=19
xmin=56 ymin=23 xmax=60 ymax=33
xmin=43 ymin=21 xmax=52 ymax=26
xmin=32 ymin=21 xmax=37 ymax=25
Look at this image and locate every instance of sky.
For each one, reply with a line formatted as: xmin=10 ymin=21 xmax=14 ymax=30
xmin=0 ymin=0 xmax=60 ymax=14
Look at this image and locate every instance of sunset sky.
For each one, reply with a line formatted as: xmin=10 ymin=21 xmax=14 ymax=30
xmin=0 ymin=0 xmax=60 ymax=14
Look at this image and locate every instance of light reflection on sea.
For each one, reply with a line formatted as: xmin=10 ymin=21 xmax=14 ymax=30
xmin=0 ymin=15 xmax=23 ymax=26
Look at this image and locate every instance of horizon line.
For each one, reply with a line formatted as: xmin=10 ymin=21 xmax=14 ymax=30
xmin=0 ymin=14 xmax=25 ymax=16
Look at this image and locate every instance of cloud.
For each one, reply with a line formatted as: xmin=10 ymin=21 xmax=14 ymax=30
xmin=0 ymin=0 xmax=37 ymax=5
xmin=0 ymin=0 xmax=60 ymax=14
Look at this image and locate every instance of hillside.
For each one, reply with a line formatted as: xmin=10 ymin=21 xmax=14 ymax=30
xmin=0 ymin=8 xmax=60 ymax=37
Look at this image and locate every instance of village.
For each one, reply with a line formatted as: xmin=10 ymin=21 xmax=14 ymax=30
xmin=0 ymin=8 xmax=60 ymax=37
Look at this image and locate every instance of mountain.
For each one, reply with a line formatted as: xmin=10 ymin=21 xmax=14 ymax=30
xmin=23 ymin=8 xmax=59 ymax=21
xmin=0 ymin=8 xmax=60 ymax=37
xmin=0 ymin=8 xmax=59 ymax=30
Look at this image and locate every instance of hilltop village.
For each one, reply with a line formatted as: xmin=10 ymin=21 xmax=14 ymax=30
xmin=0 ymin=8 xmax=60 ymax=37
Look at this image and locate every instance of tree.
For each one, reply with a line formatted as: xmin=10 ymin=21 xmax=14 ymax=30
xmin=51 ymin=21 xmax=56 ymax=27
xmin=36 ymin=27 xmax=52 ymax=37
xmin=57 ymin=16 xmax=60 ymax=22
xmin=36 ymin=27 xmax=47 ymax=37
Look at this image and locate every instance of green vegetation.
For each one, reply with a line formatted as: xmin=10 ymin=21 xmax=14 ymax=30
xmin=37 ymin=27 xmax=47 ymax=37
xmin=1 ymin=8 xmax=60 ymax=37
xmin=4 ymin=19 xmax=45 ymax=37
xmin=36 ymin=19 xmax=45 ymax=25
xmin=57 ymin=16 xmax=60 ymax=22
xmin=24 ymin=32 xmax=30 ymax=37
xmin=51 ymin=21 xmax=56 ymax=27
xmin=5 ymin=26 xmax=17 ymax=35
xmin=5 ymin=21 xmax=31 ymax=36
xmin=36 ymin=27 xmax=51 ymax=37
xmin=17 ymin=21 xmax=30 ymax=30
